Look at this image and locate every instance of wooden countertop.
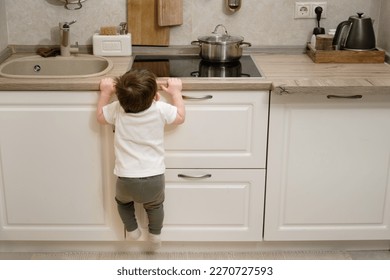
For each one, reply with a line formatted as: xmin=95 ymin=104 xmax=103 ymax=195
xmin=253 ymin=54 xmax=390 ymax=95
xmin=1 ymin=51 xmax=390 ymax=94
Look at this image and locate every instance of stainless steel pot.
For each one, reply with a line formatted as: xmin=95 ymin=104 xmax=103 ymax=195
xmin=191 ymin=24 xmax=251 ymax=62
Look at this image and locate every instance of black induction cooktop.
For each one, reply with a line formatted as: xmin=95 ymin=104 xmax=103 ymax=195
xmin=131 ymin=55 xmax=262 ymax=78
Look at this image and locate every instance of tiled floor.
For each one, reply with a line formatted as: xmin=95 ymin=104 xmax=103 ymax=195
xmin=0 ymin=250 xmax=389 ymax=260
xmin=348 ymin=250 xmax=390 ymax=260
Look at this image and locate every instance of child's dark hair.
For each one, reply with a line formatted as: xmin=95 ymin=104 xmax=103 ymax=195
xmin=114 ymin=69 xmax=157 ymax=113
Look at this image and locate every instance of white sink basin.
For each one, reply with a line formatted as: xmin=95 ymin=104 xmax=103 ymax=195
xmin=0 ymin=54 xmax=113 ymax=78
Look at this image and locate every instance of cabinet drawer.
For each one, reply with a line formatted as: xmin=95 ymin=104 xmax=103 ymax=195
xmin=163 ymin=91 xmax=269 ymax=168
xmin=160 ymin=169 xmax=265 ymax=241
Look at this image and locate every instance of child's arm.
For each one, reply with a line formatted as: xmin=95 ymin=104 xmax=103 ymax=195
xmin=97 ymin=78 xmax=115 ymax=124
xmin=161 ymin=78 xmax=185 ymax=125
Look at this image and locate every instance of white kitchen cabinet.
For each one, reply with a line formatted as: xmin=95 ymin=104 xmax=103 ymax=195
xmin=265 ymin=93 xmax=390 ymax=241
xmin=161 ymin=169 xmax=265 ymax=241
xmin=164 ymin=90 xmax=269 ymax=168
xmin=0 ymin=89 xmax=268 ymax=243
xmin=0 ymin=91 xmax=122 ymax=241
xmin=134 ymin=90 xmax=269 ymax=241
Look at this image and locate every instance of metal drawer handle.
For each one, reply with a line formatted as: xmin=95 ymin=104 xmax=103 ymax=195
xmin=64 ymin=0 xmax=83 ymax=10
xmin=327 ymin=94 xmax=363 ymax=99
xmin=178 ymin=174 xmax=212 ymax=179
xmin=182 ymin=95 xmax=213 ymax=100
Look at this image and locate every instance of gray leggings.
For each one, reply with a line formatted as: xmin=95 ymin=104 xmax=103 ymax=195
xmin=115 ymin=174 xmax=165 ymax=235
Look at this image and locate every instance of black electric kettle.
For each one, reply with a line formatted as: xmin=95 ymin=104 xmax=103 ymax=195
xmin=332 ymin=13 xmax=376 ymax=50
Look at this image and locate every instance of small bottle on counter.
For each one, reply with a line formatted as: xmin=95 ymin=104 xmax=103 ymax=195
xmin=310 ymin=34 xmax=317 ymax=49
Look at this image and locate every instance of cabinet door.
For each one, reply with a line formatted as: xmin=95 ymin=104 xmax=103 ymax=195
xmin=163 ymin=91 xmax=269 ymax=168
xmin=0 ymin=91 xmax=122 ymax=241
xmin=265 ymin=93 xmax=390 ymax=241
xmin=159 ymin=169 xmax=265 ymax=241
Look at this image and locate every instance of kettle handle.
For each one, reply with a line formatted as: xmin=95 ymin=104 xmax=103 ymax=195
xmin=332 ymin=20 xmax=352 ymax=50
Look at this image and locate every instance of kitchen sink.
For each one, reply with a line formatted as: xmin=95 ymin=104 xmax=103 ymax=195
xmin=0 ymin=54 xmax=113 ymax=78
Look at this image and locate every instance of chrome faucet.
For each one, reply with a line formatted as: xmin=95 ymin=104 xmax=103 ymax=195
xmin=59 ymin=20 xmax=79 ymax=56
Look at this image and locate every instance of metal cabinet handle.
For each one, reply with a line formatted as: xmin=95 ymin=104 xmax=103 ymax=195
xmin=327 ymin=95 xmax=363 ymax=99
xmin=64 ymin=0 xmax=83 ymax=10
xmin=182 ymin=95 xmax=213 ymax=100
xmin=178 ymin=174 xmax=212 ymax=179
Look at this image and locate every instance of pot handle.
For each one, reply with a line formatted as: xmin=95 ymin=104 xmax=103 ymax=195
xmin=191 ymin=40 xmax=201 ymax=46
xmin=240 ymin=42 xmax=252 ymax=47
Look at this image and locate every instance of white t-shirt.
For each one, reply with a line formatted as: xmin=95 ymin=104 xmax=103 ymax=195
xmin=103 ymin=100 xmax=177 ymax=177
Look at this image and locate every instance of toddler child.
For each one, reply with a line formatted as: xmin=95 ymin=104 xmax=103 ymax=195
xmin=97 ymin=69 xmax=185 ymax=248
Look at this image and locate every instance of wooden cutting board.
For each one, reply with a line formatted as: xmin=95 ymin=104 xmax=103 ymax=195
xmin=157 ymin=0 xmax=183 ymax=26
xmin=127 ymin=0 xmax=169 ymax=46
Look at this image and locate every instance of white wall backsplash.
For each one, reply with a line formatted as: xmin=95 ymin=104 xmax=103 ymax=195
xmin=173 ymin=0 xmax=381 ymax=46
xmin=5 ymin=0 xmax=127 ymax=46
xmin=377 ymin=1 xmax=390 ymax=52
xmin=3 ymin=0 xmax=386 ymax=49
xmin=0 ymin=0 xmax=8 ymax=50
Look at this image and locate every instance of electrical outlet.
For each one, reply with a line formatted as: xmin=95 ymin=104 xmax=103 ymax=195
xmin=295 ymin=1 xmax=327 ymax=19
xmin=295 ymin=2 xmax=311 ymax=18
xmin=311 ymin=2 xmax=327 ymax=18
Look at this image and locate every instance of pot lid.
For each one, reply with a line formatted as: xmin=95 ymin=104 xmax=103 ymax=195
xmin=198 ymin=34 xmax=244 ymax=43
xmin=198 ymin=24 xmax=244 ymax=44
